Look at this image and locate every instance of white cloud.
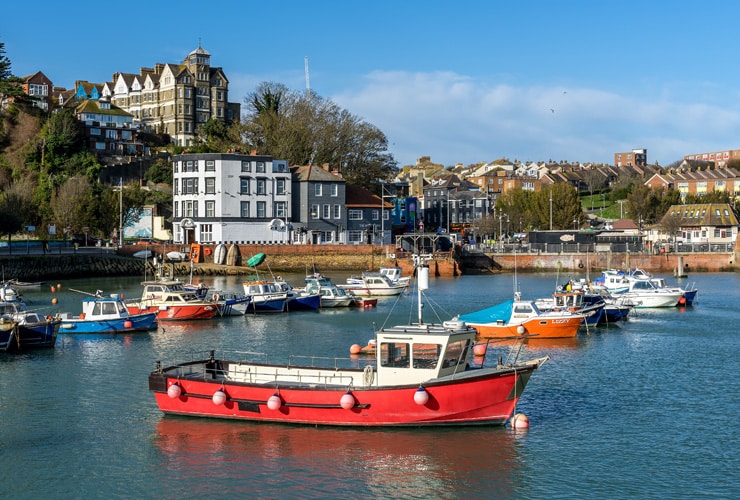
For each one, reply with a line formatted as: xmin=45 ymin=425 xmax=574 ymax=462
xmin=331 ymin=70 xmax=740 ymax=168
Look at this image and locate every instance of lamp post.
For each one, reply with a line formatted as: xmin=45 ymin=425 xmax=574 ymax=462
xmin=118 ymin=177 xmax=123 ymax=248
xmin=573 ymin=218 xmax=578 ymax=230
xmin=446 ymin=191 xmax=451 ymax=236
xmin=549 ymin=189 xmax=553 ymax=230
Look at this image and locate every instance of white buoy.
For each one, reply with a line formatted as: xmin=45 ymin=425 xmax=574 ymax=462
xmin=413 ymin=387 xmax=429 ymax=405
xmin=511 ymin=413 xmax=530 ymax=429
xmin=340 ymin=392 xmax=355 ymax=409
xmin=517 ymin=325 xmax=526 ymax=335
xmin=267 ymin=394 xmax=282 ymax=410
xmin=167 ymin=383 xmax=181 ymax=399
xmin=212 ymin=389 xmax=227 ymax=405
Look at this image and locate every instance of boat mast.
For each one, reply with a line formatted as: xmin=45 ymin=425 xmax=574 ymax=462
xmin=414 ymin=254 xmax=430 ymax=324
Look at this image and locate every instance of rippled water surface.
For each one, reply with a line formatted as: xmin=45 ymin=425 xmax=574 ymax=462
xmin=1 ymin=272 xmax=738 ymax=499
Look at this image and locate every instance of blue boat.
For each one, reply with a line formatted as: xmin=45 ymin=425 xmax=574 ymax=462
xmin=59 ymin=291 xmax=158 ymax=334
xmin=242 ymin=280 xmax=289 ymax=313
xmin=275 ymin=280 xmax=321 ymax=311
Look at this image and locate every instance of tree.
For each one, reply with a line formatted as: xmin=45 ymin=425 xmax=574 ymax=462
xmin=243 ymin=83 xmax=398 ymax=188
xmin=581 ymin=167 xmax=606 ymax=209
xmin=0 ymin=41 xmax=24 ymax=101
xmin=0 ymin=183 xmax=31 ymax=250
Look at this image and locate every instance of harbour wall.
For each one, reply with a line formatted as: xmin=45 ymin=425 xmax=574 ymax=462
xmin=0 ymin=244 xmax=738 ymax=281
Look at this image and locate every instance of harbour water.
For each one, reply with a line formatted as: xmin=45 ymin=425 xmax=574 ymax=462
xmin=1 ymin=271 xmax=738 ymax=499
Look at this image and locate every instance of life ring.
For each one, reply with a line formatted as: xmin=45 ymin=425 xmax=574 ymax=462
xmin=204 ymin=247 xmax=212 ymax=255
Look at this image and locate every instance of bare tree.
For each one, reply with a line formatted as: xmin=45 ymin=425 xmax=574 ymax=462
xmin=52 ymin=176 xmax=90 ymax=232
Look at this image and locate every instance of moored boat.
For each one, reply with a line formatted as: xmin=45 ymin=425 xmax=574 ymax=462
xmin=304 ymin=274 xmax=356 ymax=308
xmin=0 ymin=301 xmax=60 ymax=351
xmin=457 ymin=294 xmax=584 ymax=339
xmin=58 ymin=290 xmax=158 ymax=334
xmin=338 ymin=273 xmax=407 ymax=297
xmin=148 ymin=256 xmax=549 ymax=427
xmin=126 ymin=279 xmax=219 ymax=321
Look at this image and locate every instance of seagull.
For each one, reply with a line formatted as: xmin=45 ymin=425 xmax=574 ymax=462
xmin=550 ymin=108 xmax=555 ymax=113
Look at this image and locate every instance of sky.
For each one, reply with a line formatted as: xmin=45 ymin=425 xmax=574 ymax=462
xmin=4 ymin=1 xmax=740 ymax=169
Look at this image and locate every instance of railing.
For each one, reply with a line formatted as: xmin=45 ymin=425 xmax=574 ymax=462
xmin=461 ymin=242 xmax=736 ymax=254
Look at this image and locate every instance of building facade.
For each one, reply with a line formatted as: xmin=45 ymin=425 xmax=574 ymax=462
xmin=290 ymin=164 xmax=348 ymax=244
xmin=21 ymin=71 xmax=53 ymax=111
xmin=613 ymin=148 xmax=647 ymax=168
xmin=172 ymin=153 xmax=291 ymax=245
xmin=74 ymin=97 xmax=141 ymax=156
xmin=107 ymin=44 xmax=240 ymax=147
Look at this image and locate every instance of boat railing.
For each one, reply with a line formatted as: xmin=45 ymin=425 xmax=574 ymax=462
xmin=163 ymin=350 xmax=375 ymax=388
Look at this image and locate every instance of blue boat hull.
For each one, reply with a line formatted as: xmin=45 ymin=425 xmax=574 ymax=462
xmin=59 ymin=313 xmax=157 ymax=334
xmin=286 ymin=294 xmax=321 ymax=311
xmin=246 ymin=298 xmax=287 ymax=313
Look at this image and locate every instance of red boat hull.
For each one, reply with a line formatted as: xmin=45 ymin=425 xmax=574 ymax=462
xmin=149 ymin=368 xmax=535 ymax=426
xmin=128 ymin=304 xmax=217 ymax=321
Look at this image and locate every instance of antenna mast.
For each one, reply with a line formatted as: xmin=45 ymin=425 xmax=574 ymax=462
xmin=304 ymin=56 xmax=310 ymax=97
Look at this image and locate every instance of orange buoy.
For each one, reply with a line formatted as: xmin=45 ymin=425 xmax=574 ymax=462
xmin=349 ymin=344 xmax=361 ymax=355
xmin=51 ymin=298 xmax=58 ymax=305
xmin=473 ymin=343 xmax=487 ymax=356
xmin=50 ymin=286 xmax=56 ymax=293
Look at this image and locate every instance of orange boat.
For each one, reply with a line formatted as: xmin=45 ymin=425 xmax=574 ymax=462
xmin=457 ymin=296 xmax=583 ymax=339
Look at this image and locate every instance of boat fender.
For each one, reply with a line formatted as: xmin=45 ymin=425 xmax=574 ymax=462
xmin=517 ymin=325 xmax=526 ymax=335
xmin=213 ymin=294 xmax=220 ymax=302
xmin=204 ymin=247 xmax=212 ymax=256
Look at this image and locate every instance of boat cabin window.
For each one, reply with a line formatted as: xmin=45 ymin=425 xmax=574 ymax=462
xmin=514 ymin=304 xmax=533 ymax=314
xmin=412 ymin=343 xmax=441 ymax=369
xmin=379 ymin=342 xmax=409 ymax=368
xmin=442 ymin=339 xmax=470 ymax=368
xmin=101 ymin=302 xmax=117 ymax=315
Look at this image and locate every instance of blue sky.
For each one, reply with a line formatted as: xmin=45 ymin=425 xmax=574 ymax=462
xmin=4 ymin=1 xmax=740 ymax=168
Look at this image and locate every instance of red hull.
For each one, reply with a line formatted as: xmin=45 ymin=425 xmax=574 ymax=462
xmin=150 ymin=369 xmax=534 ymax=426
xmin=128 ymin=304 xmax=217 ymax=321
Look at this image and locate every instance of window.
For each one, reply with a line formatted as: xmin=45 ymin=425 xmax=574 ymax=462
xmin=380 ymin=342 xmax=409 ymax=368
xmin=205 ymin=201 xmax=215 ymax=217
xmin=240 ymin=178 xmax=250 ymax=194
xmin=311 ymin=204 xmax=320 ymax=218
xmin=413 ymin=343 xmax=441 ymax=369
xmin=315 ymin=184 xmax=322 ymax=196
xmin=372 ymin=210 xmax=379 ymax=221
xmin=256 ymin=162 xmax=266 ymax=173
xmin=275 ymin=201 xmax=287 ymax=218
xmin=331 ymin=184 xmax=338 ymax=196
xmin=276 ymin=178 xmax=286 ymax=195
xmin=240 ymin=201 xmax=249 ymax=218
xmin=184 ymin=200 xmax=198 ymax=218
xmin=183 ymin=161 xmax=198 ymax=173
xmin=348 ymin=230 xmax=364 ymax=243
xmin=256 ymin=179 xmax=266 ymax=195
xmin=322 ymin=204 xmax=331 ymax=219
xmin=200 ymin=223 xmax=213 ymax=242
xmin=348 ymin=209 xmax=363 ymax=220
xmin=205 ymin=160 xmax=215 ymax=171
xmin=256 ymin=201 xmax=266 ymax=218
xmin=205 ymin=178 xmax=216 ymax=194
xmin=241 ymin=161 xmax=251 ymax=172
xmin=182 ymin=178 xmax=198 ymax=194
xmin=333 ymin=205 xmax=341 ymax=219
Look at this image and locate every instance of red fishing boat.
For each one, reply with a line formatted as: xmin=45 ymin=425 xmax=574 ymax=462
xmin=127 ymin=279 xmax=219 ymax=321
xmin=148 ymin=257 xmax=549 ymax=426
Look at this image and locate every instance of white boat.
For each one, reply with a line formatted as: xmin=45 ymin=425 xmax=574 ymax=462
xmin=347 ymin=266 xmax=410 ymax=287
xmin=591 ymin=269 xmax=630 ymax=294
xmin=618 ymin=279 xmax=684 ymax=308
xmin=304 ymin=274 xmax=356 ymax=307
xmin=339 ymin=274 xmax=407 ymax=297
xmin=133 ymin=249 xmax=153 ymax=259
xmin=166 ymin=251 xmax=187 ymax=261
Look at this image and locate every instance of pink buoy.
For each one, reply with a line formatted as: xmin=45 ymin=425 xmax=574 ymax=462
xmin=413 ymin=387 xmax=429 ymax=405
xmin=167 ymin=383 xmax=181 ymax=399
xmin=340 ymin=392 xmax=355 ymax=409
xmin=123 ymin=320 xmax=133 ymax=329
xmin=473 ymin=343 xmax=487 ymax=356
xmin=510 ymin=413 xmax=530 ymax=429
xmin=50 ymin=286 xmax=56 ymax=293
xmin=267 ymin=394 xmax=282 ymax=410
xmin=212 ymin=389 xmax=227 ymax=405
xmin=349 ymin=344 xmax=361 ymax=355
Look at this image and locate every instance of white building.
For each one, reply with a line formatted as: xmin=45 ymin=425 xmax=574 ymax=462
xmin=172 ymin=153 xmax=292 ymax=245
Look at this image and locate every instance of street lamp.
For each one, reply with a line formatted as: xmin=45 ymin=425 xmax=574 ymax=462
xmin=573 ymin=218 xmax=578 ymax=230
xmin=549 ymin=190 xmax=553 ymax=230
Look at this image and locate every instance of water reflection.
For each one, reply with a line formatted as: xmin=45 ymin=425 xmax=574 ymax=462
xmin=154 ymin=416 xmax=523 ymax=498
